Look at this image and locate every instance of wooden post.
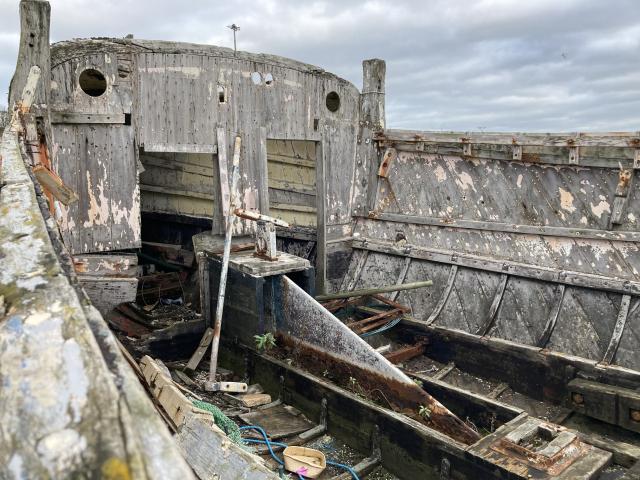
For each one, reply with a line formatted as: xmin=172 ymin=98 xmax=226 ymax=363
xmin=208 ymin=135 xmax=242 ymax=384
xmin=8 ymin=1 xmax=51 ymax=110
xmin=354 ymin=59 xmax=386 ymax=216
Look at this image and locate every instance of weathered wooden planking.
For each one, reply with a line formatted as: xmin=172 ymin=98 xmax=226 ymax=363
xmin=352 ymin=219 xmax=640 ymax=288
xmin=612 ymin=299 xmax=640 ymax=371
xmin=53 ymin=123 xmax=140 ymax=253
xmin=341 ymin=244 xmax=640 ymax=368
xmin=228 ymin=250 xmax=310 ymax=277
xmin=1 ymin=101 xmax=193 ymax=478
xmin=50 ymin=111 xmax=125 ymax=124
xmin=364 ymin=211 xmax=640 ymax=243
xmin=73 ymin=253 xmax=138 ymax=276
xmin=267 ymin=139 xmax=317 ymax=228
xmin=380 ymin=139 xmax=639 ymax=169
xmin=8 ymin=0 xmax=50 ymax=109
xmin=79 ymin=276 xmax=138 ymax=315
xmin=352 ymin=236 xmax=640 ymax=295
xmin=378 ymin=129 xmax=640 ymax=148
xmin=140 ymin=151 xmax=215 ymax=218
xmin=370 ymin=151 xmax=639 ymax=234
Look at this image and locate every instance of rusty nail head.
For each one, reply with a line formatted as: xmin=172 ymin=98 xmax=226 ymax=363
xmin=572 ymin=392 xmax=584 ymax=405
xmin=630 ymin=409 xmax=640 ymax=422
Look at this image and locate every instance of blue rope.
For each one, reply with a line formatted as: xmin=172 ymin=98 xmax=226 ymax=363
xmin=239 ymin=425 xmax=360 ymax=480
xmin=359 ymin=317 xmax=402 ymax=338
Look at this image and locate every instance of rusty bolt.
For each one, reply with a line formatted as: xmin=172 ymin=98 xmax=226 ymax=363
xmin=572 ymin=393 xmax=584 ymax=405
xmin=630 ymin=409 xmax=640 ymax=422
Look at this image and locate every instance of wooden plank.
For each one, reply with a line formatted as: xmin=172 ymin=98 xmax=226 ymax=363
xmin=258 ymin=126 xmax=269 ymax=215
xmin=140 ymin=184 xmax=214 ymax=200
xmin=377 ymin=129 xmax=640 ymax=148
xmin=476 ymin=274 xmax=508 ymax=336
xmin=352 ymin=237 xmax=640 ymax=295
xmin=226 ymin=393 xmax=272 ymax=408
xmin=361 ymin=212 xmax=640 ymax=243
xmin=610 ymin=169 xmax=634 ymax=227
xmin=239 ymin=404 xmax=315 ymax=439
xmin=228 ymin=250 xmax=311 ymax=277
xmin=567 ymin=379 xmax=619 ymax=424
xmin=377 ymin=138 xmax=637 ymax=169
xmin=50 ymin=111 xmax=125 ymax=124
xmin=143 ymin=143 xmax=217 ymax=154
xmin=216 ymin=128 xmax=230 ymax=220
xmin=601 ymin=295 xmax=631 ymax=365
xmin=340 ymin=250 xmax=369 ymax=292
xmin=316 ymin=140 xmax=327 ymax=294
xmin=184 ymin=328 xmax=214 ymax=372
xmin=73 ymin=253 xmax=138 ymax=277
xmin=316 ymin=280 xmax=433 ymax=301
xmin=425 ymin=265 xmax=457 ymax=325
xmin=390 ymin=257 xmax=412 ymax=302
xmin=78 ymin=276 xmax=138 ymax=315
xmin=536 ymin=284 xmax=566 ymax=348
xmin=32 ymin=164 xmax=78 ymax=205
xmin=8 ymin=1 xmax=49 ymax=109
xmin=383 ymin=342 xmax=427 ymax=364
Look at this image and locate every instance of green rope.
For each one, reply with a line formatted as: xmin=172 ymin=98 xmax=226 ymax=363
xmin=192 ymin=399 xmax=243 ymax=445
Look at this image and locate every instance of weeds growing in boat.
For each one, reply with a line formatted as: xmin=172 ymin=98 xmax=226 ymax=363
xmin=254 ymin=332 xmax=277 ymax=352
xmin=418 ymin=405 xmax=431 ymax=419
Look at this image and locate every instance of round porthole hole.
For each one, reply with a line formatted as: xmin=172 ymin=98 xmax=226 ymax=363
xmin=79 ymin=68 xmax=107 ymax=97
xmin=326 ymin=91 xmax=340 ymax=112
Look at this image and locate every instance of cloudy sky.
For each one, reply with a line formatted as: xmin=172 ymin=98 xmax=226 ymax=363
xmin=1 ymin=0 xmax=639 ymax=131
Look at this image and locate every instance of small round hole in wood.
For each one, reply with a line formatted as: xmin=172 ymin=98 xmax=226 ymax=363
xmin=79 ymin=68 xmax=107 ymax=97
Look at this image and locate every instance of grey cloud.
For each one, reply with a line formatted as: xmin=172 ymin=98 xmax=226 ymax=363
xmin=0 ymin=0 xmax=638 ymax=131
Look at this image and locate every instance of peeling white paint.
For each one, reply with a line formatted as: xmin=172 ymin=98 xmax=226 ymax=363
xmin=434 ymin=165 xmax=447 ymax=183
xmin=516 ymin=174 xmax=523 ymax=188
xmin=141 ymin=66 xmax=201 ymax=78
xmin=590 ymin=200 xmax=611 ymax=219
xmin=83 ymin=171 xmax=109 ymax=228
xmin=559 ymin=188 xmax=576 ymax=213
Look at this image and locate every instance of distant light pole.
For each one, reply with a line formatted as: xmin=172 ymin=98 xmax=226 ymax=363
xmin=227 ymin=24 xmax=240 ymax=55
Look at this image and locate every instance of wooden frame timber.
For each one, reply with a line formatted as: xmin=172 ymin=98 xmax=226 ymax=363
xmin=375 ymin=129 xmax=640 ymax=169
xmin=352 ymin=237 xmax=640 ymax=295
xmin=360 ymin=212 xmax=640 ymax=243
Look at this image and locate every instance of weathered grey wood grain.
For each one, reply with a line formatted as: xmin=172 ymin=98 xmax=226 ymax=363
xmin=425 ymin=265 xmax=458 ymax=325
xmin=1 ymin=114 xmax=194 ymax=479
xmin=352 ymin=236 xmax=640 ymax=295
xmin=601 ymin=294 xmax=631 ymax=364
xmin=8 ymin=0 xmax=50 ymax=109
xmin=378 ymin=129 xmax=640 ymax=148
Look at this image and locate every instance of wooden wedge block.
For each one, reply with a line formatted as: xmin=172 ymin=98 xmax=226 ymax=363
xmin=225 ymin=392 xmax=272 ymax=408
xmin=236 ymin=393 xmax=272 ymax=408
